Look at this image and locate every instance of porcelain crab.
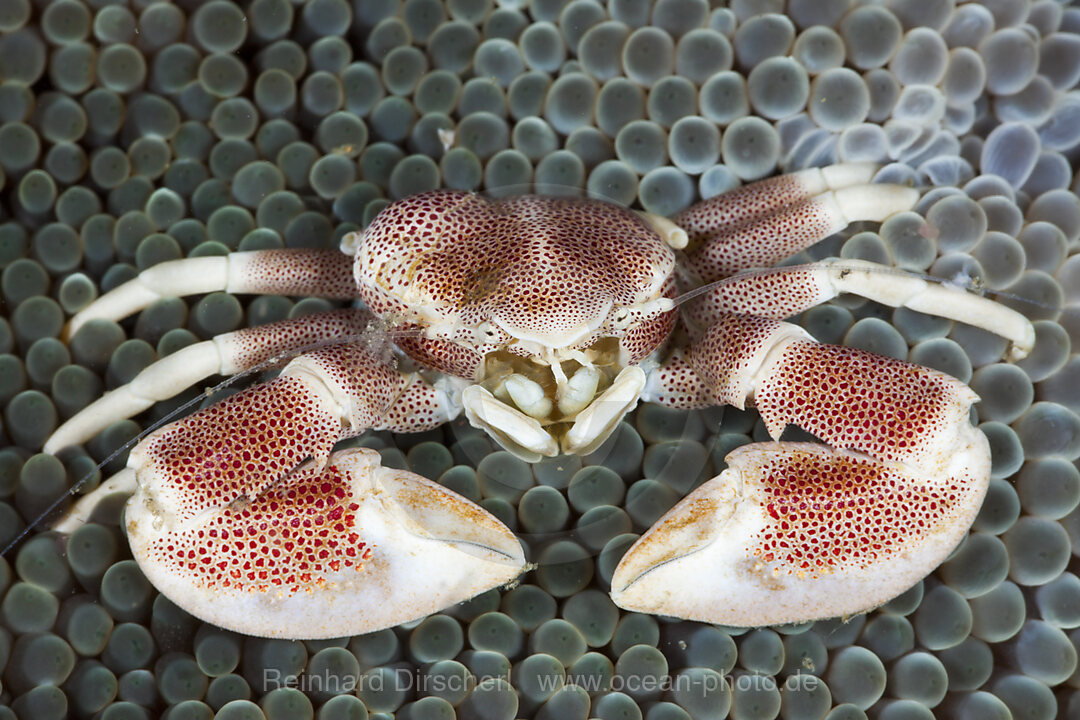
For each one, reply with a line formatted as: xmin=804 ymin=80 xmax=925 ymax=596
xmin=46 ymin=164 xmax=1034 ymax=638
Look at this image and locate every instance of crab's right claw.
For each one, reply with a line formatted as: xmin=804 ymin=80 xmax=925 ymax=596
xmin=610 ymin=440 xmax=989 ymax=627
xmin=126 ymin=448 xmax=525 ymax=639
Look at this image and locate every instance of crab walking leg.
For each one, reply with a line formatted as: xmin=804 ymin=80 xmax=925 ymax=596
xmin=677 ymin=182 xmax=919 ymax=282
xmin=65 ymin=249 xmax=357 ymax=337
xmin=673 ymin=164 xmax=880 ymax=239
xmin=55 ymin=468 xmax=138 ymax=534
xmin=625 ymin=312 xmax=992 ymax=624
xmin=683 ymin=259 xmax=1035 ymax=360
xmin=45 ymin=309 xmax=378 ymax=454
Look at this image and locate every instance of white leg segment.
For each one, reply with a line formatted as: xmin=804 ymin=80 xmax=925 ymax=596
xmin=635 ymin=211 xmax=689 ymax=249
xmin=45 ymin=309 xmax=375 ymax=454
xmin=66 ymin=249 xmax=357 ymax=337
xmin=45 ymin=340 xmax=227 ymax=454
xmin=684 ymin=259 xmax=1034 ymax=360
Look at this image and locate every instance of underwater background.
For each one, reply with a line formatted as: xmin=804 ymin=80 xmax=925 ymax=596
xmin=2 ymin=0 xmax=1080 ymax=718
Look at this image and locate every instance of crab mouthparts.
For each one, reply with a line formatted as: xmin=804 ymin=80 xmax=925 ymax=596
xmin=460 ymin=350 xmax=646 ymax=461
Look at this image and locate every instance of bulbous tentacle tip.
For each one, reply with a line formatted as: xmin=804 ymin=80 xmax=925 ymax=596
xmin=610 ymin=439 xmax=989 ymax=627
xmin=126 ymin=447 xmax=525 ymax=639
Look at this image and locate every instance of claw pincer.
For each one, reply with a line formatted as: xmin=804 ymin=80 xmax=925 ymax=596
xmin=611 ymin=436 xmax=989 ymax=626
xmin=614 ymin=313 xmax=991 ymax=625
xmin=125 ymin=446 xmax=524 ymax=639
xmin=104 ymin=345 xmax=523 ymax=638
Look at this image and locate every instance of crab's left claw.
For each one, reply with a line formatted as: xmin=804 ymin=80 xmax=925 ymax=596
xmin=611 ymin=438 xmax=989 ymax=627
xmin=622 ymin=312 xmax=997 ymax=626
xmin=123 ymin=448 xmax=525 ymax=639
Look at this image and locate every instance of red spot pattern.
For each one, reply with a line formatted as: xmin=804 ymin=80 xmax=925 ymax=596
xmin=134 ymin=333 xmax=447 ymax=595
xmin=146 ymin=460 xmax=372 ymax=594
xmin=684 ymin=266 xmax=826 ymax=331
xmin=358 ymin=191 xmax=675 ymax=366
xmin=228 ymin=309 xmax=376 ymax=371
xmin=755 ymin=341 xmax=967 ymax=467
xmin=645 ymin=349 xmax=720 ymax=410
xmin=682 ymin=197 xmax=839 ymax=282
xmin=140 ymin=376 xmax=342 ymax=524
xmin=746 ymin=448 xmax=963 ymax=576
xmin=686 ymin=313 xmax=788 ymax=408
xmin=617 ymin=276 xmax=679 ymax=364
xmin=294 ymin=343 xmax=408 ymax=430
xmin=673 ymin=174 xmax=808 ymax=240
xmin=394 ymin=333 xmax=485 ymax=380
xmin=238 ymin=249 xmax=358 ymax=299
xmin=380 ymin=373 xmax=458 ymax=433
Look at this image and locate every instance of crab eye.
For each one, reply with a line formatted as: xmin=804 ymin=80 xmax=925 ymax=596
xmin=477 ymin=323 xmax=500 ymax=340
xmin=612 ymin=310 xmax=638 ymax=330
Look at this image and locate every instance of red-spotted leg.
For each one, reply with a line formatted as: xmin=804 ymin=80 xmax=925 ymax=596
xmin=673 ymin=164 xmax=920 ymax=282
xmin=53 ymin=341 xmax=519 ymax=638
xmin=644 ymin=260 xmax=1035 ymax=411
xmin=616 ymin=308 xmax=1018 ymax=625
xmin=683 ymin=260 xmax=1035 ymax=360
xmin=65 ymin=249 xmax=357 ymax=338
xmin=46 ymin=309 xmax=378 ymax=453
